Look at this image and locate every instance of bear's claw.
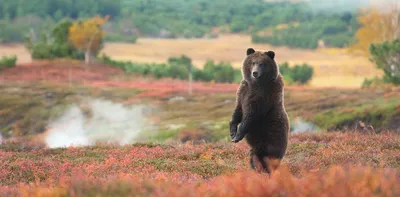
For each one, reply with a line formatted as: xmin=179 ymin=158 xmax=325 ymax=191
xmin=231 ymin=134 xmax=245 ymax=143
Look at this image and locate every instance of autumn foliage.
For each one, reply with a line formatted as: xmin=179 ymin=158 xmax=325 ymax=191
xmin=69 ymin=15 xmax=109 ymax=64
xmin=0 ymin=132 xmax=399 ymax=196
xmin=352 ymin=2 xmax=400 ymax=55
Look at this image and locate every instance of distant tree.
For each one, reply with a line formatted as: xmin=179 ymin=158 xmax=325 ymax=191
xmin=352 ymin=1 xmax=400 ymax=55
xmin=69 ymin=15 xmax=109 ymax=65
xmin=24 ymin=19 xmax=83 ymax=60
xmin=50 ymin=19 xmax=83 ymax=59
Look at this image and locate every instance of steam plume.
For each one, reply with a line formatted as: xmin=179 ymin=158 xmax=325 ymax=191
xmin=45 ymin=99 xmax=153 ymax=148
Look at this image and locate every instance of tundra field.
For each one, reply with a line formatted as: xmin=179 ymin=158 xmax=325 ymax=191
xmin=0 ymin=132 xmax=399 ymax=197
xmin=1 ymin=0 xmax=400 ymax=195
xmin=0 ymin=35 xmax=378 ymax=87
xmin=0 ymin=58 xmax=399 ymax=196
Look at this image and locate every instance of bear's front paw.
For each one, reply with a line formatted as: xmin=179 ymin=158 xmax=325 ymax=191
xmin=229 ymin=121 xmax=238 ymax=139
xmin=231 ymin=123 xmax=245 ymax=143
xmin=231 ymin=133 xmax=244 ymax=143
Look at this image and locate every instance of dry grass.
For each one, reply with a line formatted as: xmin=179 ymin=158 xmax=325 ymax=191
xmin=0 ymin=43 xmax=31 ymax=63
xmin=101 ymin=34 xmax=379 ymax=88
xmin=1 ymin=34 xmax=379 ymax=87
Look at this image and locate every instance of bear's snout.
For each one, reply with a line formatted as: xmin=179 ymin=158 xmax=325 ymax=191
xmin=252 ymin=71 xmax=259 ymax=78
xmin=251 ymin=65 xmax=262 ymax=79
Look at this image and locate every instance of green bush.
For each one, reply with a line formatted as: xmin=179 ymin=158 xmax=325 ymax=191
xmin=369 ymin=40 xmax=400 ymax=85
xmin=123 ymin=63 xmax=151 ymax=75
xmin=168 ymin=63 xmax=189 ymax=79
xmin=168 ymin=55 xmax=192 ymax=80
xmin=0 ymin=55 xmax=17 ymax=71
xmin=291 ymin=64 xmax=314 ymax=84
xmin=279 ymin=62 xmax=313 ymax=85
xmin=25 ymin=19 xmax=84 ymax=60
xmin=149 ymin=63 xmax=170 ymax=79
xmin=211 ymin=62 xmax=236 ymax=83
xmin=195 ymin=60 xmax=237 ymax=83
xmin=193 ymin=68 xmax=212 ymax=82
xmin=101 ymin=55 xmax=241 ymax=83
xmin=102 ymin=54 xmax=313 ymax=85
xmin=278 ymin=62 xmax=291 ymax=76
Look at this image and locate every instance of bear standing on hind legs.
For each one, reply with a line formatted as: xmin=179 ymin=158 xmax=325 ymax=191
xmin=229 ymin=48 xmax=289 ymax=174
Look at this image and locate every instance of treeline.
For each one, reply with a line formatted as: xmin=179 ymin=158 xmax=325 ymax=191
xmin=0 ymin=0 xmax=129 ymax=43
xmin=0 ymin=0 xmax=308 ymax=37
xmin=0 ymin=0 xmax=358 ymax=48
xmin=252 ymin=13 xmax=358 ymax=49
xmin=0 ymin=0 xmax=120 ymax=19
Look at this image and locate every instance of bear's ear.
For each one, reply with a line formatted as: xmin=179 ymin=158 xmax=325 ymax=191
xmin=247 ymin=48 xmax=255 ymax=55
xmin=265 ymin=51 xmax=275 ymax=60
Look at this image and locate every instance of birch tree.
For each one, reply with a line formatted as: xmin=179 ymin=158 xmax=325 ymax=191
xmin=69 ymin=15 xmax=109 ymax=65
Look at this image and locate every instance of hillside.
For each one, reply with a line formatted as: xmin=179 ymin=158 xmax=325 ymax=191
xmin=0 ymin=0 xmax=362 ymax=48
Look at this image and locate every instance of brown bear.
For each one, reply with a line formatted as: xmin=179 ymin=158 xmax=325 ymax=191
xmin=229 ymin=48 xmax=289 ymax=174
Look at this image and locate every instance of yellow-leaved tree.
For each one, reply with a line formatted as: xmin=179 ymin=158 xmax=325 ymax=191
xmin=351 ymin=1 xmax=400 ymax=56
xmin=69 ymin=15 xmax=110 ymax=65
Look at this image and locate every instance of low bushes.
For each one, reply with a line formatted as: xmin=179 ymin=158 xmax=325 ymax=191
xmin=101 ymin=55 xmax=241 ymax=83
xmin=0 ymin=55 xmax=17 ymax=71
xmin=279 ymin=62 xmax=313 ymax=85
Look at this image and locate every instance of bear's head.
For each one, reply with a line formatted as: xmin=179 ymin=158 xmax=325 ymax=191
xmin=242 ymin=48 xmax=278 ymax=84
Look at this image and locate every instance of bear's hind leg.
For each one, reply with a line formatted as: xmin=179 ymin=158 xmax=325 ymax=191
xmin=250 ymin=151 xmax=265 ymax=173
xmin=266 ymin=157 xmax=281 ymax=173
xmin=260 ymin=156 xmax=281 ymax=174
xmin=250 ymin=151 xmax=282 ymax=174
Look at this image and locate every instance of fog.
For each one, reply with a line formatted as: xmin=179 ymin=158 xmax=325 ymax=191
xmin=291 ymin=117 xmax=318 ymax=133
xmin=45 ymin=99 xmax=154 ymax=148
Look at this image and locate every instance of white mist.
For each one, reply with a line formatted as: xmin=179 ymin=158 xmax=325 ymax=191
xmin=45 ymin=99 xmax=153 ymax=148
xmin=291 ymin=117 xmax=318 ymax=133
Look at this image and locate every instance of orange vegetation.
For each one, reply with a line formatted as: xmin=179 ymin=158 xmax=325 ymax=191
xmin=0 ymin=132 xmax=399 ymax=196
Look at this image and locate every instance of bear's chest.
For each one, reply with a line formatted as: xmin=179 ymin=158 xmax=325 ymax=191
xmin=241 ymin=93 xmax=271 ymax=115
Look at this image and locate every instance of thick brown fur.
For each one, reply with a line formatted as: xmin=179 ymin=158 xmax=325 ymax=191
xmin=229 ymin=48 xmax=289 ymax=174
